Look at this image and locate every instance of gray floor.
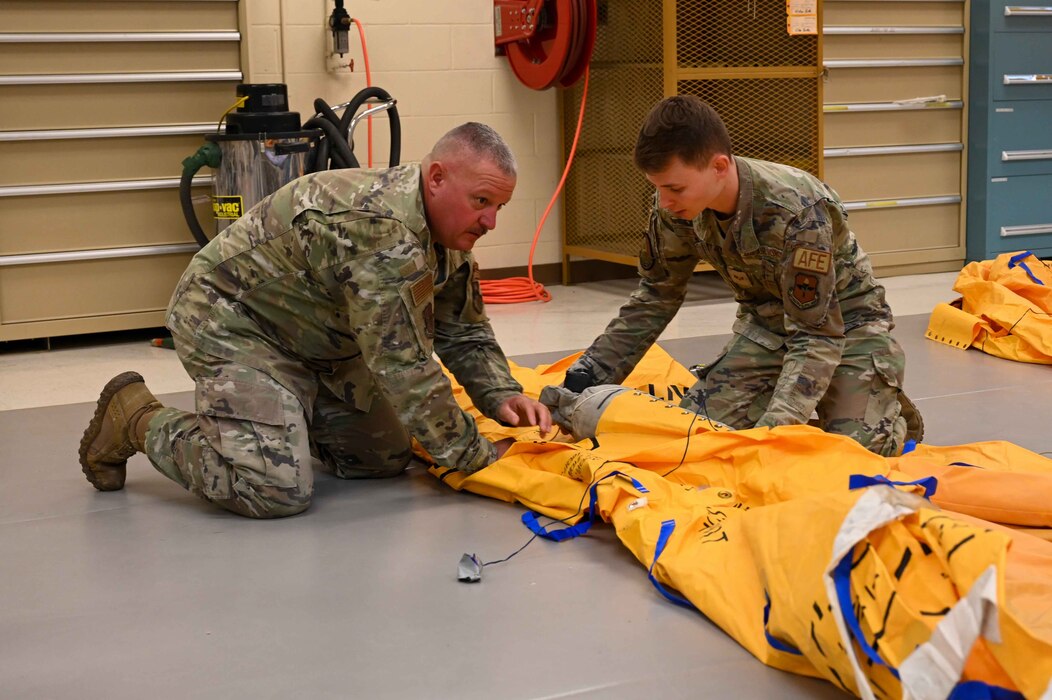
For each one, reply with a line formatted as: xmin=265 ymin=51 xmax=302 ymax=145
xmin=2 ymin=314 xmax=1049 ymax=699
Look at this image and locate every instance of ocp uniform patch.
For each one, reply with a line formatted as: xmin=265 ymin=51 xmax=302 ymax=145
xmin=421 ymin=302 xmax=435 ymax=339
xmin=790 ymin=272 xmax=820 ymax=308
xmin=728 ymin=268 xmax=751 ymax=287
xmin=409 ymin=273 xmax=433 ymax=307
xmin=471 ymin=262 xmax=485 ymax=315
xmin=792 ymin=247 xmax=831 ymax=274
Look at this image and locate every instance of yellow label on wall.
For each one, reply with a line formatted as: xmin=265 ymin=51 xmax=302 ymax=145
xmin=212 ymin=195 xmax=244 ymax=220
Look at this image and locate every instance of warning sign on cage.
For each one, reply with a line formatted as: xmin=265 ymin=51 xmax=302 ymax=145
xmin=786 ymin=0 xmax=816 ymax=14
xmin=212 ymin=195 xmax=244 ymax=219
xmin=786 ymin=0 xmax=816 ymax=35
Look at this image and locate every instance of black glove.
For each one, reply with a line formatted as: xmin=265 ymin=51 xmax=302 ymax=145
xmin=563 ymin=365 xmax=598 ymax=393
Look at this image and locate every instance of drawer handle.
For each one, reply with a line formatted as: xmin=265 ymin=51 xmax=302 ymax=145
xmin=1004 ymin=6 xmax=1052 ymax=15
xmin=0 ymin=244 xmax=200 ymax=268
xmin=1004 ymin=74 xmax=1052 ymax=85
xmin=1001 ymin=224 xmax=1052 ymax=237
xmin=1002 ymin=149 xmax=1052 ymax=161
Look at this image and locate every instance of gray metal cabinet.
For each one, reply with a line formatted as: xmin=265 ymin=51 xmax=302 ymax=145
xmin=967 ymin=2 xmax=1052 ymax=260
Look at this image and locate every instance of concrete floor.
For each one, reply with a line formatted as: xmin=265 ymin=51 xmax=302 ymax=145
xmin=2 ymin=275 xmax=1049 ymax=698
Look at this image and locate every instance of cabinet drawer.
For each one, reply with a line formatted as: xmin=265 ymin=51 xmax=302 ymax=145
xmin=992 ymin=3 xmax=1052 ymax=32
xmin=0 ymin=134 xmax=209 ymax=187
xmin=986 ymin=101 xmax=1052 ymax=177
xmin=0 ymin=252 xmax=192 ymax=325
xmin=824 ymin=66 xmax=962 ymax=104
xmin=846 ymin=202 xmax=961 ymax=254
xmin=824 ymin=151 xmax=961 ymax=201
xmin=824 ymin=108 xmax=962 ymax=147
xmin=1 ymin=188 xmax=209 ymax=256
xmin=992 ymin=34 xmax=1052 ymax=101
xmin=985 ymin=173 xmax=1052 ymax=251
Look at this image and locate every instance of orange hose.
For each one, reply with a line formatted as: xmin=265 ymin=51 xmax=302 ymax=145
xmin=480 ymin=66 xmax=590 ymax=304
xmin=351 ymin=17 xmax=373 ymax=167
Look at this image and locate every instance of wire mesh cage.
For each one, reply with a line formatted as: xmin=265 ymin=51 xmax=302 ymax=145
xmin=678 ymin=78 xmax=820 ymax=174
xmin=561 ymin=0 xmax=664 ymax=264
xmin=561 ymin=0 xmax=822 ymax=277
xmin=676 ymin=1 xmax=818 ymax=69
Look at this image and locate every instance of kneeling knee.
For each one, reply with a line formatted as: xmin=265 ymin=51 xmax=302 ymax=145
xmin=331 ymin=449 xmax=412 ymax=480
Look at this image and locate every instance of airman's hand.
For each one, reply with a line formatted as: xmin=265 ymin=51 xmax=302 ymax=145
xmin=496 ymin=394 xmax=553 ymax=436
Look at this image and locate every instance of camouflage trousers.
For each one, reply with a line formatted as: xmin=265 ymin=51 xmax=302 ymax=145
xmin=680 ymin=329 xmax=912 ymax=456
xmin=143 ymin=342 xmax=412 ymax=519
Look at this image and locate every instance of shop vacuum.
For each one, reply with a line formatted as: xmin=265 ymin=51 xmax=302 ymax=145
xmin=180 ymin=82 xmax=401 ymax=247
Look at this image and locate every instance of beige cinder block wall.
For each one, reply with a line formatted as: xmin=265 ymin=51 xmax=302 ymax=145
xmin=241 ymin=0 xmax=564 ymax=271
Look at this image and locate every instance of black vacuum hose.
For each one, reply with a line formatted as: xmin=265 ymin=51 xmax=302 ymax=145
xmin=308 ymin=86 xmax=401 ymax=172
xmin=180 ymin=142 xmax=221 ymax=247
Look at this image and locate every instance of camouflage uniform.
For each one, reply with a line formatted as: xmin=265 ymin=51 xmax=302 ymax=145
xmin=148 ymin=163 xmax=523 ymax=518
xmin=572 ymin=156 xmax=915 ymax=456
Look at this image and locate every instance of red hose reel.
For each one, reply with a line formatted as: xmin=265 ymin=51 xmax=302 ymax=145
xmin=494 ymin=0 xmax=597 ymax=90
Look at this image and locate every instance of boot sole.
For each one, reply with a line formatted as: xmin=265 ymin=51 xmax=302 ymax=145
xmin=78 ymin=371 xmax=145 ymax=491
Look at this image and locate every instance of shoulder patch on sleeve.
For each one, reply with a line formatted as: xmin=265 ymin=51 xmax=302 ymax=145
xmin=792 ymin=247 xmax=831 ymax=274
xmin=409 ymin=273 xmax=434 ymax=307
xmin=471 ymin=262 xmax=485 ymax=315
xmin=790 ymin=272 xmax=820 ymax=309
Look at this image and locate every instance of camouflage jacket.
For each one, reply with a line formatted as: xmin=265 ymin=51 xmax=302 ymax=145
xmin=166 ymin=163 xmax=522 ymax=472
xmin=577 ymin=156 xmax=893 ymax=426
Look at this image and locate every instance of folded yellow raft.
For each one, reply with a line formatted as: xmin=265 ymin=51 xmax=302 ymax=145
xmin=428 ymin=346 xmax=1052 ymax=698
xmin=927 ymin=251 xmax=1052 ymax=364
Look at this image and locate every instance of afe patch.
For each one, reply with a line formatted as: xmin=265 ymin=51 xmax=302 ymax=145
xmin=790 ymin=272 xmax=820 ymax=308
xmin=791 ymin=247 xmax=833 ymax=273
xmin=792 ymin=247 xmax=831 ymax=274
xmin=409 ymin=273 xmax=433 ymax=307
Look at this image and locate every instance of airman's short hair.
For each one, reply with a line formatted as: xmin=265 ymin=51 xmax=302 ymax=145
xmin=634 ymin=96 xmax=733 ymax=173
xmin=430 ymin=122 xmax=517 ymax=177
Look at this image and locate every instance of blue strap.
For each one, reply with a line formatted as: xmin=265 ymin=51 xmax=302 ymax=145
xmin=520 ymin=470 xmax=651 ymax=543
xmin=763 ymin=591 xmax=803 ymax=655
xmin=1007 ymin=251 xmax=1044 ymax=286
xmin=948 ymin=681 xmax=1025 ymax=700
xmin=833 ymin=549 xmax=901 ymax=679
xmin=520 ymin=510 xmax=593 ymax=541
xmin=849 ymin=473 xmax=938 ymax=498
xmin=646 ymin=519 xmax=695 ymax=609
xmin=901 ymin=438 xmax=917 ymax=454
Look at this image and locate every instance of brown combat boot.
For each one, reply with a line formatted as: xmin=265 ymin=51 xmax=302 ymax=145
xmin=78 ymin=371 xmax=163 ymax=491
xmin=898 ymin=391 xmax=925 ymax=443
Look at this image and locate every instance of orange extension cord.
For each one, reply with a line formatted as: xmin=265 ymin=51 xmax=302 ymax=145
xmin=351 ymin=17 xmax=374 ymax=167
xmin=480 ymin=67 xmax=590 ymax=304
